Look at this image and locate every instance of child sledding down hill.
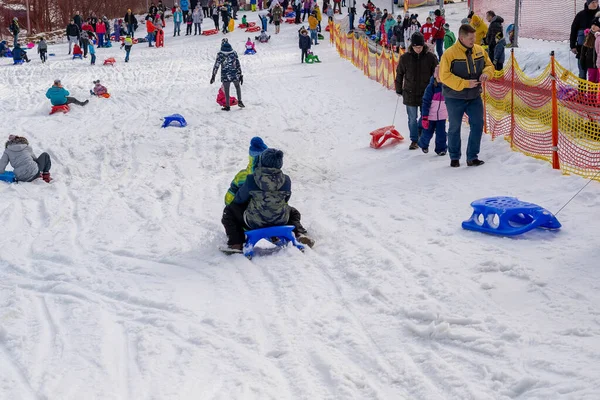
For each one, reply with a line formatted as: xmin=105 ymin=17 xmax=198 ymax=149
xmin=245 ymin=38 xmax=256 ymax=54
xmin=0 ymin=135 xmax=53 ymax=183
xmin=255 ymin=30 xmax=270 ymax=43
xmin=90 ymin=80 xmax=110 ymax=97
xmin=221 ymin=139 xmax=315 ymax=251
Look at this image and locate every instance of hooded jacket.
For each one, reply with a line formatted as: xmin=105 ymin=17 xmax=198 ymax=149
xmin=570 ymin=5 xmax=599 ymax=55
xmin=225 ymin=155 xmax=256 ymax=205
xmin=212 ymin=43 xmax=242 ymax=82
xmin=485 ymin=15 xmax=504 ymax=56
xmin=233 ymin=164 xmax=292 ymax=230
xmin=0 ymin=138 xmax=40 ymax=182
xmin=432 ymin=15 xmax=445 ymax=40
xmin=38 ymin=40 xmax=48 ymax=52
xmin=299 ymin=33 xmax=311 ymax=50
xmin=470 ymin=14 xmax=487 ymax=45
xmin=66 ymin=23 xmax=80 ymax=37
xmin=494 ymin=37 xmax=506 ymax=65
xmin=193 ymin=9 xmax=203 ymax=24
xmin=444 ymin=29 xmax=455 ymax=49
xmin=395 ymin=44 xmax=439 ymax=107
xmin=46 ymin=85 xmax=70 ymax=106
xmin=439 ymin=39 xmax=494 ymax=100
xmin=422 ymin=77 xmax=448 ymax=121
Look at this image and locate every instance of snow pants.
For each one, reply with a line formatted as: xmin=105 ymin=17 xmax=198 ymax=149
xmin=222 ymin=203 xmax=307 ymax=245
xmin=223 ymin=81 xmax=242 ymax=107
xmin=27 ymin=152 xmax=51 ymax=181
xmin=418 ymin=119 xmax=447 ymax=154
xmin=65 ymin=97 xmax=87 ymax=106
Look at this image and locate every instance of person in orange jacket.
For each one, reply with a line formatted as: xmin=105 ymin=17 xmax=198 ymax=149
xmin=146 ymin=16 xmax=156 ymax=47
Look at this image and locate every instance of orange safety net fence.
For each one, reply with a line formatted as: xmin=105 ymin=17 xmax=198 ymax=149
xmin=330 ymin=21 xmax=600 ymax=180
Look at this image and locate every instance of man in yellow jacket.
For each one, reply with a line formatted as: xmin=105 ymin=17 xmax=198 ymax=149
xmin=439 ymin=23 xmax=494 ymax=167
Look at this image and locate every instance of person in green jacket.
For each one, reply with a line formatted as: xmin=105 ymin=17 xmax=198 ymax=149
xmin=224 ymin=136 xmax=267 ymax=205
xmin=443 ymin=23 xmax=456 ymax=50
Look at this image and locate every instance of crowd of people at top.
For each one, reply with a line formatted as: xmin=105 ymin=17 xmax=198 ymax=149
xmin=571 ymin=0 xmax=600 ymax=83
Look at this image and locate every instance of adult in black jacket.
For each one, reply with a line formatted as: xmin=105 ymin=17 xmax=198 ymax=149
xmin=485 ymin=11 xmax=504 ymax=61
xmin=392 ymin=16 xmax=404 ymax=49
xmin=73 ymin=12 xmax=83 ymax=29
xmin=125 ymin=9 xmax=138 ymax=37
xmin=395 ymin=32 xmax=438 ymax=149
xmin=149 ymin=3 xmax=158 ymax=17
xmin=66 ymin=20 xmax=80 ymax=55
xmin=9 ymin=18 xmax=19 ymax=47
xmin=570 ymin=0 xmax=599 ymax=79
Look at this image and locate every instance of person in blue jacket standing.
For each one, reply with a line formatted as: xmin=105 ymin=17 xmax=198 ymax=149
xmin=173 ymin=7 xmax=183 ymax=36
xmin=46 ymin=79 xmax=89 ymax=107
xmin=181 ymin=0 xmax=191 ymax=20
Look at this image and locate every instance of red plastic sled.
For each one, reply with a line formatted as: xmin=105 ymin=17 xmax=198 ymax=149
xmin=325 ymin=25 xmax=330 ymax=32
xmin=202 ymin=29 xmax=219 ymax=35
xmin=246 ymin=25 xmax=261 ymax=32
xmin=49 ymin=105 xmax=70 ymax=115
xmin=370 ymin=126 xmax=404 ymax=149
xmin=239 ymin=22 xmax=256 ymax=28
xmin=285 ymin=18 xmax=295 ymax=24
xmin=156 ymin=30 xmax=164 ymax=47
xmin=103 ymin=57 xmax=116 ymax=65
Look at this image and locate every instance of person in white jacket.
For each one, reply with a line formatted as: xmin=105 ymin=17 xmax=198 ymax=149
xmin=0 ymin=135 xmax=53 ymax=183
xmin=193 ymin=6 xmax=204 ymax=34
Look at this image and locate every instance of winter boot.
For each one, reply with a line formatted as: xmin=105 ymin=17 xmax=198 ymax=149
xmin=450 ymin=160 xmax=460 ymax=168
xmin=296 ymin=234 xmax=315 ymax=248
xmin=42 ymin=172 xmax=51 ymax=183
xmin=221 ymin=106 xmax=231 ymax=111
xmin=421 ymin=147 xmax=429 ymax=154
xmin=238 ymin=101 xmax=245 ymax=108
xmin=409 ymin=141 xmax=419 ymax=150
xmin=467 ymin=159 xmax=485 ymax=167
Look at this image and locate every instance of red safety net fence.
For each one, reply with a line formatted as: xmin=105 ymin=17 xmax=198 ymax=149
xmin=471 ymin=0 xmax=586 ymax=42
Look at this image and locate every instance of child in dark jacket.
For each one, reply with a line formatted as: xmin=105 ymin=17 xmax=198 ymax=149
xmin=221 ymin=146 xmax=314 ymax=251
xmin=0 ymin=135 xmax=52 ymax=182
xmin=12 ymin=44 xmax=30 ymax=63
xmin=418 ymin=66 xmax=448 ymax=156
xmin=493 ymin=32 xmax=506 ymax=71
xmin=185 ymin=12 xmax=194 ymax=35
xmin=299 ymin=28 xmax=311 ymax=63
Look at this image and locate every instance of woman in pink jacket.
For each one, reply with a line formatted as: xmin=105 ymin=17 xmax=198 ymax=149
xmin=96 ymin=20 xmax=107 ymax=47
xmin=418 ymin=66 xmax=448 ymax=156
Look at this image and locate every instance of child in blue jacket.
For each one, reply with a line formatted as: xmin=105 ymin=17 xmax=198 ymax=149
xmin=299 ymin=28 xmax=311 ymax=63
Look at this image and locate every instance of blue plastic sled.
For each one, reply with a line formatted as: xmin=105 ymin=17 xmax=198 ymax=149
xmin=244 ymin=48 xmax=256 ymax=55
xmin=162 ymin=114 xmax=187 ymax=128
xmin=73 ymin=54 xmax=83 ymax=60
xmin=4 ymin=50 xmax=13 ymax=57
xmin=462 ymin=196 xmax=561 ymax=236
xmin=244 ymin=225 xmax=305 ymax=259
xmin=0 ymin=171 xmax=16 ymax=183
xmin=13 ymin=59 xmax=24 ymax=65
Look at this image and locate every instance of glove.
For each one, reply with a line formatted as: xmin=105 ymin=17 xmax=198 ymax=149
xmin=210 ymin=75 xmax=215 ymax=84
xmin=396 ymin=89 xmax=402 ymax=96
xmin=421 ymin=116 xmax=429 ymax=130
xmin=240 ymin=75 xmax=244 ymax=85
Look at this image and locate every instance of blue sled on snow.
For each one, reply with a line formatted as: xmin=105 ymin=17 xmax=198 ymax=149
xmin=0 ymin=171 xmax=16 ymax=183
xmin=244 ymin=48 xmax=256 ymax=55
xmin=243 ymin=225 xmax=305 ymax=259
xmin=162 ymin=114 xmax=187 ymax=128
xmin=462 ymin=196 xmax=561 ymax=236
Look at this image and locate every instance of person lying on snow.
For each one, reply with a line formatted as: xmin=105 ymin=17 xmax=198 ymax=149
xmin=255 ymin=30 xmax=270 ymax=42
xmin=0 ymin=135 xmax=53 ymax=182
xmin=221 ymin=140 xmax=315 ymax=251
xmin=46 ymin=79 xmax=89 ymax=107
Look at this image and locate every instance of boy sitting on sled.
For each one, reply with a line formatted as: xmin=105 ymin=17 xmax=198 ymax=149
xmin=255 ymin=30 xmax=270 ymax=43
xmin=221 ymin=138 xmax=315 ymax=251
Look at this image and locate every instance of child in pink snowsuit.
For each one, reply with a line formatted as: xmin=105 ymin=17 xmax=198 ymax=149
xmin=418 ymin=66 xmax=448 ymax=155
xmin=245 ymin=38 xmax=256 ymax=52
xmin=91 ymin=80 xmax=108 ymax=96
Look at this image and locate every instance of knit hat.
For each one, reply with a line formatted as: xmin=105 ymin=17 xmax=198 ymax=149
xmin=221 ymin=41 xmax=232 ymax=52
xmin=587 ymin=0 xmax=597 ymax=5
xmin=444 ymin=23 xmax=449 ymax=29
xmin=461 ymin=18 xmax=469 ymax=24
xmin=249 ymin=136 xmax=268 ymax=157
xmin=260 ymin=148 xmax=284 ymax=169
xmin=411 ymin=32 xmax=425 ymax=46
xmin=593 ymin=17 xmax=600 ymax=29
xmin=434 ymin=9 xmax=441 ymax=16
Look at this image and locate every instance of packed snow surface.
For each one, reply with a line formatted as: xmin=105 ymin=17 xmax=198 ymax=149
xmin=0 ymin=3 xmax=599 ymax=399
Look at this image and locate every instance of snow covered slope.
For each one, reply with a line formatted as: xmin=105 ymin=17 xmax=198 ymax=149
xmin=0 ymin=8 xmax=599 ymax=400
